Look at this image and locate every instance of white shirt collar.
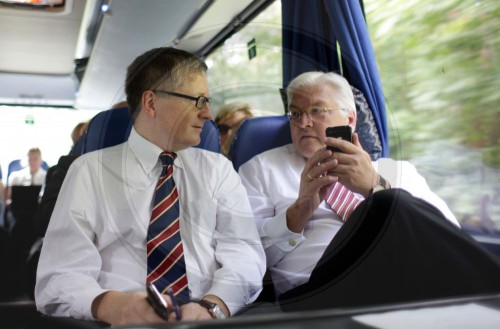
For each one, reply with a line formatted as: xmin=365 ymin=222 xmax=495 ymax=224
xmin=128 ymin=126 xmax=184 ymax=175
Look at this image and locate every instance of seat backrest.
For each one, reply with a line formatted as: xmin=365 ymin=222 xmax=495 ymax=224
xmin=82 ymin=106 xmax=133 ymax=153
xmin=197 ymin=120 xmax=221 ymax=153
xmin=7 ymin=160 xmax=24 ymax=181
xmin=228 ymin=116 xmax=291 ymax=171
xmin=82 ymin=106 xmax=221 ymax=154
xmin=68 ymin=135 xmax=85 ymax=156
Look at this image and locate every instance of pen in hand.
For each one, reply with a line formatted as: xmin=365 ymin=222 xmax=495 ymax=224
xmin=166 ymin=287 xmax=182 ymax=321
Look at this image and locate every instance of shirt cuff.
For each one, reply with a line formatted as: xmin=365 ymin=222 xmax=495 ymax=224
xmin=264 ymin=210 xmax=305 ymax=252
xmin=75 ymin=288 xmax=109 ymax=321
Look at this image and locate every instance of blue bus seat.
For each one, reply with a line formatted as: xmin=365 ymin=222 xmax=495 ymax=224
xmin=83 ymin=106 xmax=221 ymax=154
xmin=82 ymin=106 xmax=133 ymax=153
xmin=197 ymin=120 xmax=221 ymax=153
xmin=68 ymin=136 xmax=85 ymax=156
xmin=229 ymin=116 xmax=291 ymax=172
xmin=8 ymin=160 xmax=25 ymax=178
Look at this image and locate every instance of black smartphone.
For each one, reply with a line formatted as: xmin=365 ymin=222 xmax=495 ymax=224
xmin=146 ymin=283 xmax=169 ymax=320
xmin=326 ymin=126 xmax=352 ymax=152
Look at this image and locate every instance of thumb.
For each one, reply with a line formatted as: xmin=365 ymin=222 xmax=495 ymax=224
xmin=352 ymin=132 xmax=362 ymax=148
xmin=319 ymin=183 xmax=333 ymax=200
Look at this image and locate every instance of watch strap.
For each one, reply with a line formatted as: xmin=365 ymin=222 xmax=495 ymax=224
xmin=369 ymin=174 xmax=391 ymax=195
xmin=379 ymin=175 xmax=391 ymax=189
xmin=192 ymin=299 xmax=226 ymax=319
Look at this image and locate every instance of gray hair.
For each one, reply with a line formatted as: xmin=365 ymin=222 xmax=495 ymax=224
xmin=286 ymin=71 xmax=355 ymax=115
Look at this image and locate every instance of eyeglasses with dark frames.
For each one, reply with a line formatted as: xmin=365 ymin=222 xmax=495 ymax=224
xmin=152 ymin=90 xmax=211 ymax=109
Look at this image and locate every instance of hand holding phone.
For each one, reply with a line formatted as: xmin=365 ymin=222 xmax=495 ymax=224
xmin=146 ymin=283 xmax=169 ymax=320
xmin=326 ymin=126 xmax=352 ymax=152
xmin=165 ymin=288 xmax=181 ymax=321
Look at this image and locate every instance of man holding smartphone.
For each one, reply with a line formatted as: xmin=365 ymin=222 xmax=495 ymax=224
xmin=239 ymin=71 xmax=460 ymax=305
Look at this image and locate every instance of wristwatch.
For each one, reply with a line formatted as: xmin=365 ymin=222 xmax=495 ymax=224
xmin=370 ymin=174 xmax=391 ymax=195
xmin=192 ymin=299 xmax=227 ymax=319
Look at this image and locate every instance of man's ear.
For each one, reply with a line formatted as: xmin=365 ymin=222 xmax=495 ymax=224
xmin=347 ymin=109 xmax=356 ymax=128
xmin=141 ymin=90 xmax=156 ymax=118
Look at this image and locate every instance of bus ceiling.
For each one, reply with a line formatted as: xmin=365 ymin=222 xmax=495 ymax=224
xmin=0 ymin=0 xmax=275 ymax=109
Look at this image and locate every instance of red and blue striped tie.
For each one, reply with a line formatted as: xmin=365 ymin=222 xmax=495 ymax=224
xmin=326 ymin=182 xmax=364 ymax=221
xmin=146 ymin=152 xmax=189 ymax=303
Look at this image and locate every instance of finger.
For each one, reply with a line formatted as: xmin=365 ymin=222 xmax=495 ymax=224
xmin=308 ymin=173 xmax=338 ymax=188
xmin=352 ymin=132 xmax=362 ymax=148
xmin=306 ymin=172 xmax=316 ymax=182
xmin=168 ymin=311 xmax=179 ymax=322
xmin=307 ymin=158 xmax=338 ymax=182
xmin=326 ymin=137 xmax=347 ymax=153
xmin=143 ymin=305 xmax=168 ymax=323
xmin=306 ymin=148 xmax=332 ymax=171
xmin=308 ymin=147 xmax=337 ymax=171
xmin=318 ymin=157 xmax=338 ymax=175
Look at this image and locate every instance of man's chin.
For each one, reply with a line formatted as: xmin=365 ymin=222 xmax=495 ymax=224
xmin=297 ymin=145 xmax=322 ymax=159
xmin=189 ymin=136 xmax=202 ymax=148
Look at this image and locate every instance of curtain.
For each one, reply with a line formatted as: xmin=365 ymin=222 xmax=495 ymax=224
xmin=282 ymin=0 xmax=389 ymax=157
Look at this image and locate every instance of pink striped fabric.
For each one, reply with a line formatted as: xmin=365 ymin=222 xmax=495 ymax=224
xmin=325 ymin=182 xmax=364 ymax=221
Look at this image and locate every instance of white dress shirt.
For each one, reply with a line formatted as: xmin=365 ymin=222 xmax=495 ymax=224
xmin=239 ymin=144 xmax=459 ymax=296
xmin=8 ymin=167 xmax=46 ymax=186
xmin=35 ymin=127 xmax=265 ymax=320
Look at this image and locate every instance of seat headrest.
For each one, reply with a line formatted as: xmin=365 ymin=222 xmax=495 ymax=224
xmin=228 ymin=116 xmax=291 ymax=171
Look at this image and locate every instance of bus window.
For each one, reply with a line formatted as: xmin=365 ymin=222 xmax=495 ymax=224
xmin=207 ymin=0 xmax=500 ymax=241
xmin=206 ymin=0 xmax=283 ymax=117
xmin=365 ymin=0 xmax=499 ymax=236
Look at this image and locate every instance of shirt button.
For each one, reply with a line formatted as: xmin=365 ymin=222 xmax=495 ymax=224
xmin=288 ymin=239 xmax=296 ymax=247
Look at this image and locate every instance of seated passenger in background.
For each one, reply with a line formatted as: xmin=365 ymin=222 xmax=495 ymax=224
xmin=71 ymin=121 xmax=89 ymax=146
xmin=215 ymin=102 xmax=253 ymax=157
xmin=238 ymin=71 xmax=459 ymax=300
xmin=68 ymin=121 xmax=90 ymax=155
xmin=6 ymin=147 xmax=46 ymax=207
xmin=111 ymin=100 xmax=128 ymax=109
xmin=4 ymin=147 xmax=47 ymax=294
xmin=35 ymin=47 xmax=265 ymax=325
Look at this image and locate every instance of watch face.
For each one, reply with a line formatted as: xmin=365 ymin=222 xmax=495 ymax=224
xmin=211 ymin=305 xmax=226 ymax=319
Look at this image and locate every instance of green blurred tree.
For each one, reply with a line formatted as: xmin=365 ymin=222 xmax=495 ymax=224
xmin=207 ymin=1 xmax=283 ymax=115
xmin=365 ymin=0 xmax=499 ymax=164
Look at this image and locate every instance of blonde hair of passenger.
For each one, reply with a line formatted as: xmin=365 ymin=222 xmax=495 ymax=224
xmin=214 ymin=102 xmax=253 ymax=125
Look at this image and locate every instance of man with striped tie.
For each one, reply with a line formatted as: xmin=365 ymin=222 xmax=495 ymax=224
xmin=239 ymin=71 xmax=460 ymax=305
xmin=35 ymin=47 xmax=265 ymax=325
